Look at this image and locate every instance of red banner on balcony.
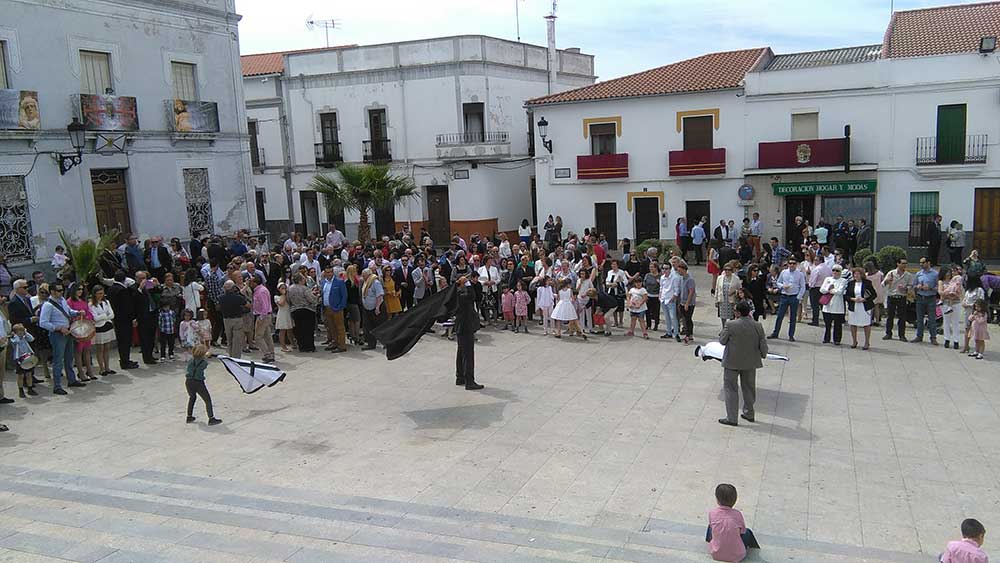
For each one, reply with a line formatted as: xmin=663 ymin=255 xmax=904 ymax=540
xmin=758 ymin=138 xmax=845 ymax=169
xmin=577 ymin=153 xmax=629 ymax=179
xmin=669 ymin=148 xmax=726 ymax=176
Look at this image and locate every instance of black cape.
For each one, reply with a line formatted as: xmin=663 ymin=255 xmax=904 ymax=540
xmin=372 ymin=285 xmax=459 ymax=360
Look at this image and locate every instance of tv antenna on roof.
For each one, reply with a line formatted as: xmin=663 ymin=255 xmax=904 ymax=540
xmin=305 ymin=16 xmax=340 ymax=48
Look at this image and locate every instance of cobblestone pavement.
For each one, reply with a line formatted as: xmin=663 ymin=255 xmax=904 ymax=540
xmin=0 ymin=270 xmax=993 ymax=562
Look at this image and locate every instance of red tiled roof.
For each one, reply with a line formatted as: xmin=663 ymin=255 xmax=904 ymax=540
xmin=526 ymin=47 xmax=770 ymax=106
xmin=883 ymin=1 xmax=1000 ymax=58
xmin=240 ymin=45 xmax=356 ymax=77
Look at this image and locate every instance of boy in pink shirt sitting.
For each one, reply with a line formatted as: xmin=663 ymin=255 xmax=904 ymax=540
xmin=706 ymin=483 xmax=759 ymax=562
xmin=941 ymin=518 xmax=988 ymax=563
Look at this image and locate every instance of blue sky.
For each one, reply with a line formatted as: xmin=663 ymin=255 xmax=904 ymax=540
xmin=235 ymin=0 xmax=984 ymax=79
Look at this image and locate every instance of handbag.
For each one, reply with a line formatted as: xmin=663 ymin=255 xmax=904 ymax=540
xmin=819 ymin=293 xmax=832 ymax=306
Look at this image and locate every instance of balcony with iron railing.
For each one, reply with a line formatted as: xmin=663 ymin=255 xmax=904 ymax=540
xmin=363 ymin=139 xmax=392 ymax=163
xmin=916 ymin=134 xmax=988 ymax=165
xmin=314 ymin=141 xmax=343 ymax=168
xmin=435 ymin=131 xmax=511 ymax=160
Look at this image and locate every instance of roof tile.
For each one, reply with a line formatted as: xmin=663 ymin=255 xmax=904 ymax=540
xmin=884 ymin=1 xmax=1000 ymax=58
xmin=526 ymin=47 xmax=770 ymax=105
xmin=240 ymin=45 xmax=356 ymax=77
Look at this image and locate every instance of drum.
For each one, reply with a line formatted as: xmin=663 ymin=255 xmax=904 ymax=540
xmin=16 ymin=352 xmax=37 ymax=370
xmin=69 ymin=319 xmax=96 ymax=341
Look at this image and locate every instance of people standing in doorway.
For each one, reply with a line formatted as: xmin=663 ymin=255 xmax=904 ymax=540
xmin=926 ymin=214 xmax=943 ymax=267
xmin=947 ymin=220 xmax=966 ymax=265
xmin=691 ymin=220 xmax=706 ymax=265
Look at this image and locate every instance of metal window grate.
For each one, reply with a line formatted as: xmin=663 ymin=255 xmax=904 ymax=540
xmin=183 ymin=168 xmax=214 ymax=235
xmin=435 ymin=131 xmax=509 ymax=146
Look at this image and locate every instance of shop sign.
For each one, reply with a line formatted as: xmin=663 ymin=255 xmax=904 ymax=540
xmin=772 ymin=180 xmax=876 ymax=196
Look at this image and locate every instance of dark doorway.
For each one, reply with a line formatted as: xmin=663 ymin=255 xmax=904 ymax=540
xmin=634 ymin=197 xmax=660 ymax=243
xmin=255 ymin=190 xmax=266 ymax=231
xmin=683 ymin=115 xmax=714 ymax=150
xmin=91 ymin=169 xmax=132 ymax=236
xmin=685 ymin=200 xmax=710 ymax=232
xmin=375 ymin=203 xmax=396 ymax=238
xmin=427 ymin=185 xmax=450 ymax=244
xmin=974 ymin=188 xmax=1000 ymax=259
xmin=785 ymin=195 xmax=815 ymax=247
xmin=530 ymin=176 xmax=537 ymax=227
xmin=595 ymin=202 xmax=617 ymax=247
xmin=327 ymin=207 xmax=345 ymax=234
xmin=300 ymin=190 xmax=320 ymax=236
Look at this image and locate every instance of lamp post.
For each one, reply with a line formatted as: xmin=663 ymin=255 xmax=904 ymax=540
xmin=537 ymin=117 xmax=553 ymax=154
xmin=58 ymin=118 xmax=86 ymax=175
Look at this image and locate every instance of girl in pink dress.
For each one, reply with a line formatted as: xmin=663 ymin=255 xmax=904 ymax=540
xmin=67 ymin=284 xmax=95 ymax=381
xmin=967 ymin=299 xmax=990 ymax=360
xmin=514 ymin=281 xmax=530 ymax=333
xmin=500 ymin=286 xmax=515 ymax=330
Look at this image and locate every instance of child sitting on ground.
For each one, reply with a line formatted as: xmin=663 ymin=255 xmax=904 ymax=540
xmin=940 ymin=518 xmax=987 ymax=562
xmin=706 ymin=483 xmax=759 ymax=562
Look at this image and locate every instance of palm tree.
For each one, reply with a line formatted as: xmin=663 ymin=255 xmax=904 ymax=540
xmin=309 ymin=163 xmax=418 ymax=242
xmin=58 ymin=228 xmax=119 ymax=290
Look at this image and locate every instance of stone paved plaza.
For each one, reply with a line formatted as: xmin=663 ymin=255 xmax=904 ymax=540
xmin=0 ymin=270 xmax=995 ymax=562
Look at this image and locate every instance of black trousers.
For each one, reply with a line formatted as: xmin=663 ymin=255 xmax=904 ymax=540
xmin=291 ymin=309 xmax=316 ymax=351
xmin=823 ymin=312 xmax=844 ymax=343
xmin=114 ymin=320 xmax=133 ymax=367
xmin=185 ymin=378 xmax=214 ymax=418
xmin=138 ymin=312 xmax=157 ymax=362
xmin=809 ymin=287 xmax=822 ymax=323
xmin=159 ymin=333 xmax=175 ymax=357
xmin=207 ymin=301 xmax=225 ymax=344
xmin=693 ymin=244 xmax=703 ymax=264
xmin=646 ymin=296 xmax=660 ymax=328
xmin=363 ymin=306 xmax=383 ymax=348
xmin=885 ymin=296 xmax=907 ymax=337
xmin=455 ymin=332 xmax=475 ymax=385
xmin=680 ymin=304 xmax=695 ymax=336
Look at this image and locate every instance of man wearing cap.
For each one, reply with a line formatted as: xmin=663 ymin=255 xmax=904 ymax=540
xmin=38 ymin=283 xmax=85 ymax=394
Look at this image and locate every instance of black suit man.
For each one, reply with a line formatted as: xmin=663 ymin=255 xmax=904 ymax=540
xmin=108 ymin=273 xmax=139 ymax=370
xmin=134 ymin=274 xmax=161 ymax=365
xmin=394 ymin=258 xmax=415 ymax=311
xmin=144 ymin=238 xmax=173 ymax=283
xmin=718 ymin=302 xmax=768 ymax=426
xmin=453 ymin=279 xmax=483 ymax=390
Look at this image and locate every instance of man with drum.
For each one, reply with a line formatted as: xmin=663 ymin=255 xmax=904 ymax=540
xmin=38 ymin=283 xmax=86 ymax=395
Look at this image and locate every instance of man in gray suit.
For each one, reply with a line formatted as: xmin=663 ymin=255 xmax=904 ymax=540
xmin=718 ymin=301 xmax=768 ymax=427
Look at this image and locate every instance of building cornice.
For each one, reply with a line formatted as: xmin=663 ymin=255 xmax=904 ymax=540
xmin=523 ymin=88 xmax=743 ymax=109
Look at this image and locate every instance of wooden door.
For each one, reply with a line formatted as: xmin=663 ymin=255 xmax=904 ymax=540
xmin=685 ymin=200 xmax=710 ymax=231
xmin=426 ymin=185 xmax=450 ymax=244
xmin=368 ymin=109 xmax=386 ymax=141
xmin=91 ymin=169 xmax=132 ymax=236
xmin=594 ymin=202 xmax=617 ymax=247
xmin=634 ymin=197 xmax=660 ymax=243
xmin=683 ymin=116 xmax=713 ymax=150
xmin=936 ymin=104 xmax=967 ymax=164
xmin=974 ymin=188 xmax=1000 ymax=259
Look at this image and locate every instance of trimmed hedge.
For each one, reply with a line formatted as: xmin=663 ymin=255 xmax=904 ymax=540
xmin=875 ymin=245 xmax=907 ymax=273
xmin=635 ymin=239 xmax=677 ymax=259
xmin=852 ymin=248 xmax=874 ymax=268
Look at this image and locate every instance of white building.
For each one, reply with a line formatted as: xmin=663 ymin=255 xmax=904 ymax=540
xmin=0 ymin=0 xmax=255 ymax=264
xmin=528 ymin=1 xmax=1000 ymax=261
xmin=242 ymin=32 xmax=595 ymax=244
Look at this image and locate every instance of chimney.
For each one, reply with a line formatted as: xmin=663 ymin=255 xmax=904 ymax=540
xmin=545 ymin=14 xmax=557 ymax=94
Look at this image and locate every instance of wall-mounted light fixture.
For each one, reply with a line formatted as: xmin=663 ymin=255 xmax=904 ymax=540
xmin=536 ymin=117 xmax=553 ymax=153
xmin=58 ymin=118 xmax=87 ymax=175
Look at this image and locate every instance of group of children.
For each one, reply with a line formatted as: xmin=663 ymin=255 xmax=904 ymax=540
xmin=705 ymin=483 xmax=987 ymax=563
xmin=154 ymin=306 xmax=214 ymax=362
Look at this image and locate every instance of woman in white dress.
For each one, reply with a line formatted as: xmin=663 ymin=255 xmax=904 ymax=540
xmin=89 ymin=285 xmax=116 ymax=376
xmin=820 ymin=264 xmax=848 ymax=345
xmin=845 ymin=266 xmax=877 ymax=350
xmin=550 ymin=278 xmax=585 ymax=339
xmin=182 ymin=268 xmax=204 ymax=314
xmin=273 ymin=282 xmax=294 ymax=352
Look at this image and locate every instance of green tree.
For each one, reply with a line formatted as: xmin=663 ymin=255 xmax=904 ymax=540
xmin=309 ymin=163 xmax=418 ymax=243
xmin=58 ymin=228 xmax=119 ymax=291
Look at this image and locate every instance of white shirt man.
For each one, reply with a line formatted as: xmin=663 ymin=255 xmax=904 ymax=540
xmin=299 ymin=251 xmax=321 ymax=274
xmin=325 ymin=226 xmax=345 ymax=249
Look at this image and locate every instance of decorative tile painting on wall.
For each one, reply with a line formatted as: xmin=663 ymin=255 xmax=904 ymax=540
xmin=0 ymin=90 xmax=40 ymax=130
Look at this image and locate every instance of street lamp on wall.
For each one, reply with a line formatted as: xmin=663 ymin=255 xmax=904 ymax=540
xmin=537 ymin=117 xmax=553 ymax=154
xmin=58 ymin=118 xmax=86 ymax=176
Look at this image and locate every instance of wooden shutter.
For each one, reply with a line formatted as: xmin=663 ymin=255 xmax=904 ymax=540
xmin=80 ymin=51 xmax=112 ymax=95
xmin=936 ymin=104 xmax=967 ymax=164
xmin=171 ymin=62 xmax=198 ymax=100
xmin=682 ymin=115 xmax=713 ymax=150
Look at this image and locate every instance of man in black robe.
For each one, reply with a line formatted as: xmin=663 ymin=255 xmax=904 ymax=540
xmin=453 ymin=277 xmax=483 ymax=390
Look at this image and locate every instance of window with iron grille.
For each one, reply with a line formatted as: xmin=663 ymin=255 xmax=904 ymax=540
xmin=0 ymin=42 xmax=8 ymax=89
xmin=909 ymin=191 xmax=939 ymax=247
xmin=0 ymin=176 xmax=34 ymax=261
xmin=80 ymin=50 xmax=112 ymax=95
xmin=589 ymin=123 xmax=616 ymax=155
xmin=171 ymin=62 xmax=197 ymax=100
xmin=183 ymin=168 xmax=214 ymax=236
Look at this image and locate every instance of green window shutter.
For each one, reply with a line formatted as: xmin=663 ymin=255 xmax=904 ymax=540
xmin=910 ymin=192 xmax=939 ymax=215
